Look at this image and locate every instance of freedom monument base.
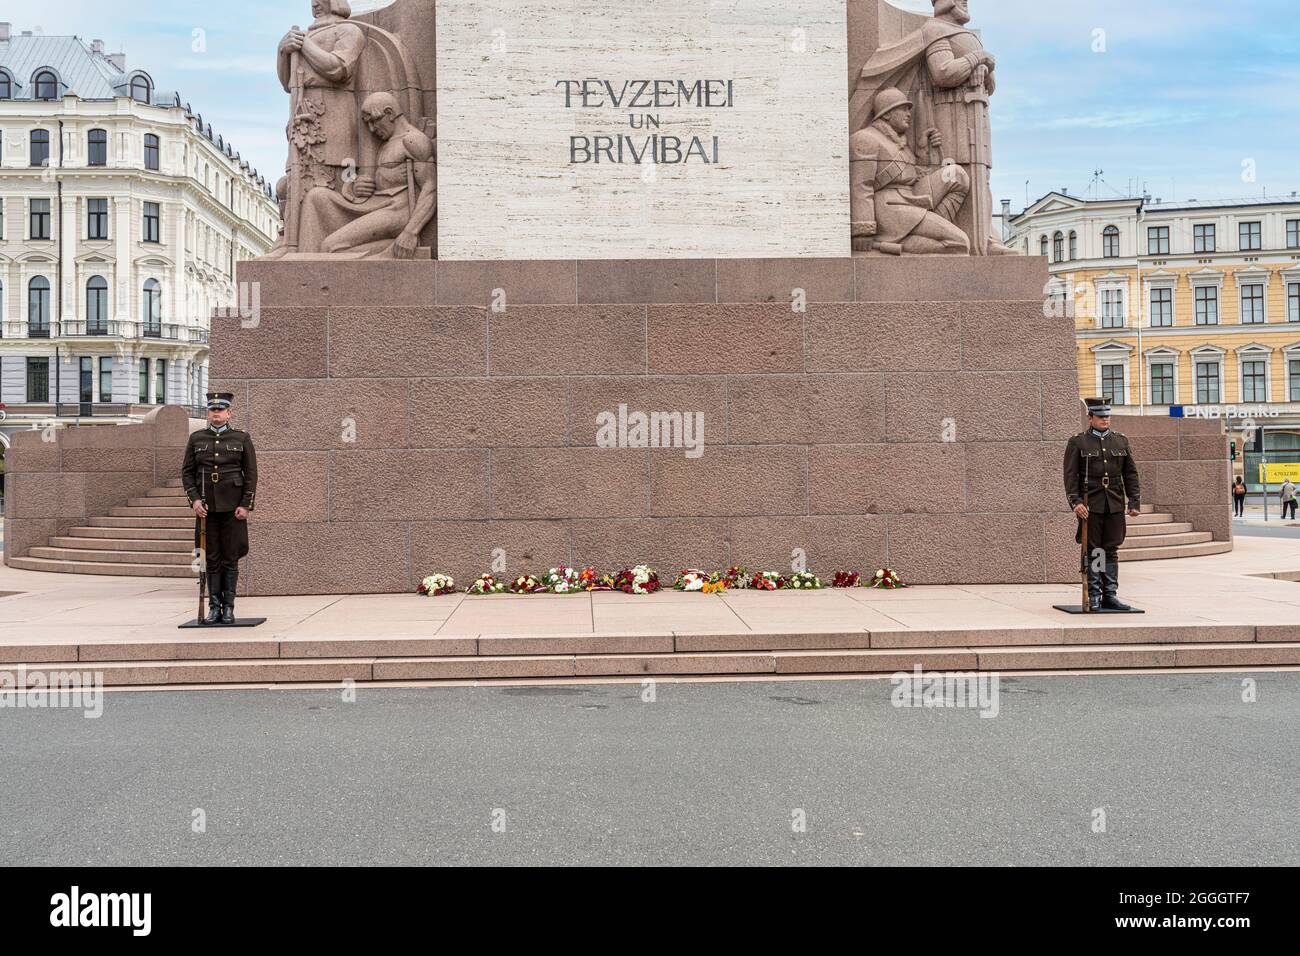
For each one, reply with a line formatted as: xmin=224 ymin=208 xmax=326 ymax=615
xmin=206 ymin=255 xmax=1101 ymax=596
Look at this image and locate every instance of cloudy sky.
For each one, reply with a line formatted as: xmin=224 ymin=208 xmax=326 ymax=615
xmin=4 ymin=0 xmax=1296 ymax=210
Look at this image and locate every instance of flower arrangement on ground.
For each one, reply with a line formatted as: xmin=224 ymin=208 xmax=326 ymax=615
xmin=673 ymin=569 xmax=709 ymax=592
xmin=465 ymin=574 xmax=507 ymax=595
xmin=543 ymin=566 xmax=582 ymax=593
xmin=784 ymin=571 xmax=824 ymax=590
xmin=751 ymin=570 xmax=784 ymax=591
xmin=720 ymin=567 xmax=750 ymax=589
xmin=832 ymin=571 xmax=860 ymax=588
xmin=615 ymin=565 xmax=661 ymax=594
xmin=871 ymin=568 xmax=907 ymax=589
xmin=417 ymin=573 xmax=456 ymax=596
xmin=509 ymin=574 xmax=544 ymax=594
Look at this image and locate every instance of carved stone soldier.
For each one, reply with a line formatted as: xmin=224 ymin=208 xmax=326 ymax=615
xmin=1064 ymin=398 xmax=1141 ymax=611
xmin=182 ymin=392 xmax=258 ymax=625
xmin=851 ymin=87 xmax=970 ymax=255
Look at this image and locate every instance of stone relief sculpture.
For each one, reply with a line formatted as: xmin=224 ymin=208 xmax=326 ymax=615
xmin=265 ymin=0 xmax=436 ymax=259
xmin=850 ymin=0 xmax=1016 ymax=256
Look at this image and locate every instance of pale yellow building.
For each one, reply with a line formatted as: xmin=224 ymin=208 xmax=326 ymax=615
xmin=1008 ymin=192 xmax=1300 ymax=489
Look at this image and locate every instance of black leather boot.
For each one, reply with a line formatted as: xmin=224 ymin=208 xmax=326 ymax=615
xmin=1087 ymin=565 xmax=1103 ymax=612
xmin=1100 ymin=560 xmax=1132 ymax=611
xmin=220 ymin=567 xmax=238 ymax=625
xmin=203 ymin=580 xmax=224 ymax=625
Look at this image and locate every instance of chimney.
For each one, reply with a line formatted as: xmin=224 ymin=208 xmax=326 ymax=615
xmin=0 ymin=23 xmax=11 ymax=42
xmin=91 ymin=39 xmax=104 ymax=55
xmin=108 ymin=52 xmax=126 ymax=71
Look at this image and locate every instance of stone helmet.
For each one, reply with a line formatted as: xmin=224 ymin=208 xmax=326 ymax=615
xmin=871 ymin=88 xmax=913 ymax=124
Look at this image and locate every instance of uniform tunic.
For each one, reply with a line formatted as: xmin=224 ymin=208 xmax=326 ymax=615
xmin=181 ymin=425 xmax=258 ymax=574
xmin=1063 ymin=428 xmax=1141 ymax=565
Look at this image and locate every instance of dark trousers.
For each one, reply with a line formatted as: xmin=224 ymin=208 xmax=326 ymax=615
xmin=1285 ymin=500 xmax=1298 ymax=520
xmin=1079 ymin=504 xmax=1126 ymax=569
xmin=1233 ymin=496 xmax=1245 ymax=517
xmin=198 ymin=510 xmax=249 ymax=575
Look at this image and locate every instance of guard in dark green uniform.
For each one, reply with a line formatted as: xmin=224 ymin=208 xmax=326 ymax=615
xmin=182 ymin=392 xmax=258 ymax=625
xmin=1063 ymin=397 xmax=1141 ymax=611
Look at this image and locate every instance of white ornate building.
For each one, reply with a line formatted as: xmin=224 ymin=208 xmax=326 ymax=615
xmin=0 ymin=23 xmax=279 ymax=458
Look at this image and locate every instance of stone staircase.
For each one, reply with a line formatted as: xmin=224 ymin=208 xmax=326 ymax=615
xmin=1118 ymin=505 xmax=1233 ymax=562
xmin=7 ymin=479 xmax=195 ymax=578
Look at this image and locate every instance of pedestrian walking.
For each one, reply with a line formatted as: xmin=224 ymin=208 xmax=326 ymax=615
xmin=1281 ymin=478 xmax=1298 ymax=521
xmin=1232 ymin=477 xmax=1247 ymax=518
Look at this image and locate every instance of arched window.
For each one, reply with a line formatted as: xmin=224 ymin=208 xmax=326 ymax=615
xmin=1039 ymin=235 xmax=1049 ymax=257
xmin=142 ymin=278 xmax=162 ymax=336
xmin=34 ymin=70 xmax=58 ymax=100
xmin=1103 ymin=225 xmax=1120 ymax=258
xmin=88 ymin=128 xmax=108 ymax=166
xmin=0 ymin=72 xmax=12 ymax=100
xmin=1052 ymin=231 xmax=1065 ymax=262
xmin=144 ymin=133 xmax=160 ymax=171
xmin=1068 ymin=231 xmax=1078 ymax=260
xmin=30 ymin=128 xmax=50 ymax=167
xmin=29 ymin=277 xmax=52 ymax=335
xmin=130 ymin=75 xmax=151 ymax=104
xmin=87 ymin=276 xmax=109 ymax=333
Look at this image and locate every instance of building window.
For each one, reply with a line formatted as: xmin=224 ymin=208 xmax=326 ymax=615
xmin=28 ymin=276 xmax=51 ymax=336
xmin=1240 ymin=283 xmax=1265 ymax=324
xmin=143 ymin=201 xmax=161 ymax=243
xmin=1150 ymin=362 xmax=1175 ymax=405
xmin=130 ymin=75 xmax=151 ymax=104
xmin=156 ymin=358 xmax=167 ymax=404
xmin=1194 ymin=224 xmax=1216 ymax=253
xmin=1291 ymin=359 xmax=1300 ymax=402
xmin=1147 ymin=226 xmax=1170 ymax=255
xmin=1290 ymin=283 xmax=1300 ymax=323
xmin=1101 ymin=288 xmax=1125 ymax=328
xmin=30 ymin=128 xmax=50 ymax=167
xmin=1195 ymin=286 xmax=1219 ymax=325
xmin=34 ymin=71 xmax=58 ymax=100
xmin=88 ymin=128 xmax=107 ymax=166
xmin=30 ymin=198 xmax=51 ymax=239
xmin=1242 ymin=359 xmax=1268 ymax=402
xmin=79 ymin=356 xmax=93 ymax=403
xmin=1102 ymin=226 xmax=1120 ymax=258
xmin=1239 ymin=221 xmax=1262 ymax=251
xmin=26 ymin=357 xmax=50 ymax=403
xmin=144 ymin=133 xmax=159 ymax=171
xmin=87 ymin=198 xmax=109 ymax=239
xmin=0 ymin=72 xmax=11 ymax=100
xmin=1053 ymin=231 xmax=1064 ymax=262
xmin=86 ymin=276 xmax=109 ymax=333
xmin=1068 ymin=231 xmax=1078 ymax=260
xmin=140 ymin=358 xmax=150 ymax=403
xmin=1196 ymin=361 xmax=1221 ymax=404
xmin=1039 ymin=235 xmax=1049 ymax=257
xmin=1101 ymin=365 xmax=1126 ymax=405
xmin=1150 ymin=287 xmax=1173 ymax=327
xmin=1288 ymin=220 xmax=1300 ymax=249
xmin=99 ymin=356 xmax=114 ymax=402
xmin=143 ymin=278 xmax=162 ymax=336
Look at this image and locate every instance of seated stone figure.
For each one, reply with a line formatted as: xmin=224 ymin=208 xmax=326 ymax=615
xmin=850 ymin=87 xmax=970 ymax=255
xmin=296 ymin=91 xmax=436 ymax=258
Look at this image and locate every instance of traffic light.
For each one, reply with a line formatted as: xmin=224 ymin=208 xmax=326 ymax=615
xmin=1231 ymin=440 xmax=1237 ymax=461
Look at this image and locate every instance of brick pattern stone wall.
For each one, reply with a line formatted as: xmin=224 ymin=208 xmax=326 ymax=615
xmin=1110 ymin=414 xmax=1233 ymax=542
xmin=2 ymin=406 xmax=195 ymax=563
xmin=207 ymin=257 xmax=1104 ymax=595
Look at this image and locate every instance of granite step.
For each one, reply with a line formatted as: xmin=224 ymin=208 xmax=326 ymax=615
xmin=109 ymin=505 xmax=196 ymax=518
xmin=128 ymin=496 xmax=190 ymax=508
xmin=28 ymin=546 xmax=194 ymax=566
xmin=1119 ymin=531 xmax=1213 ymax=550
xmin=49 ymin=536 xmax=191 ymax=553
xmin=88 ymin=516 xmax=194 ymax=529
xmin=1126 ymin=521 xmax=1193 ymax=537
xmin=67 ymin=526 xmax=192 ymax=541
xmin=1119 ymin=540 xmax=1234 ymax=562
xmin=5 ymin=556 xmax=196 ymax=578
xmin=1127 ymin=513 xmax=1173 ymax=526
xmin=7 ymin=641 xmax=1297 ymax=687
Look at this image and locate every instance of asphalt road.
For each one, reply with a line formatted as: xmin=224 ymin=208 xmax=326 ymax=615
xmin=1 ymin=673 xmax=1296 ymax=866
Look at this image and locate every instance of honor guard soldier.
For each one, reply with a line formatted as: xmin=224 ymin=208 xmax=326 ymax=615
xmin=182 ymin=392 xmax=258 ymax=624
xmin=1064 ymin=398 xmax=1141 ymax=611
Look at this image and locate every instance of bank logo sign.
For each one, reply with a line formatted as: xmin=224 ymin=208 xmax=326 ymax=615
xmin=436 ymin=0 xmax=849 ymax=259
